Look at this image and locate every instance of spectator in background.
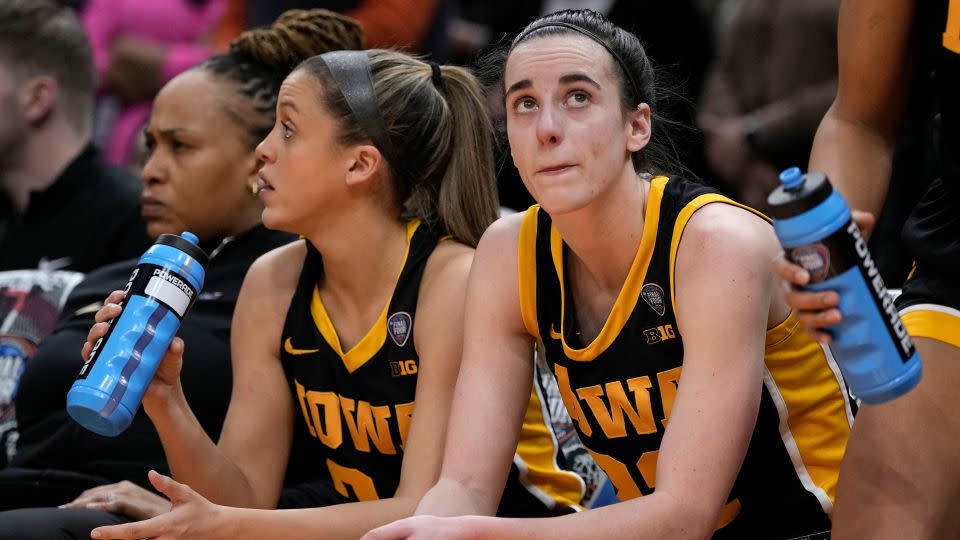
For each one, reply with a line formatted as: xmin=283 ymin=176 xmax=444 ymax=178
xmin=0 ymin=9 xmax=366 ymax=538
xmin=213 ymin=0 xmax=446 ymax=54
xmin=82 ymin=0 xmax=227 ymax=166
xmin=0 ymin=0 xmax=151 ymax=477
xmin=698 ymin=0 xmax=840 ymax=212
xmin=0 ymin=0 xmax=150 ymax=274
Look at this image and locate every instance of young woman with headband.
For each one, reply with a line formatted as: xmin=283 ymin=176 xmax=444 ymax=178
xmin=86 ymin=45 xmax=596 ymax=540
xmin=365 ymin=9 xmax=853 ymax=539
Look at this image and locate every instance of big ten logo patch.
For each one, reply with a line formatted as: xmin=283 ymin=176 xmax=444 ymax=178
xmin=390 ymin=359 xmax=418 ymax=377
xmin=642 ymin=324 xmax=675 ymax=345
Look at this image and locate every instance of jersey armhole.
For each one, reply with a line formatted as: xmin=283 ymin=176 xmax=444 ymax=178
xmin=668 ymin=196 xmax=771 ymax=320
xmin=518 ymin=206 xmax=542 ymax=341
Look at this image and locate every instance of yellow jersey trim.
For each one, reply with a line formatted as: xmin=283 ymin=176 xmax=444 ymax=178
xmin=514 ymin=379 xmax=588 ymax=511
xmin=901 ymin=305 xmax=960 ymax=348
xmin=518 ymin=206 xmax=542 ymax=341
xmin=311 ymin=220 xmax=422 ymax=374
xmin=668 ymin=193 xmax=769 ymax=320
xmin=762 ymin=312 xmax=851 ymax=510
xmin=552 ymin=176 xmax=667 ymax=362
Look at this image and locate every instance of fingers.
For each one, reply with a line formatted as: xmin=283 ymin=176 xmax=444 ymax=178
xmin=771 ymin=257 xmax=809 ymax=286
xmin=794 ymin=308 xmax=842 ymax=342
xmin=851 ymin=210 xmax=877 ymax=239
xmin=95 ymin=297 xmax=124 ymax=324
xmin=361 ymin=519 xmax=414 ymax=540
xmin=91 ymin=514 xmax=168 ymax=540
xmin=784 ymin=289 xmax=839 ymax=312
xmin=148 ymin=470 xmax=192 ymax=504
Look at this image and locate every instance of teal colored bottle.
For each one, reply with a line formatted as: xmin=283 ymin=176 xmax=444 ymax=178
xmin=768 ymin=168 xmax=921 ymax=404
xmin=66 ymin=232 xmax=207 ymax=436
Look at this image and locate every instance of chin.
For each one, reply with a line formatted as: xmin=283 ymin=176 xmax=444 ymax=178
xmin=533 ymin=190 xmax=594 ymax=217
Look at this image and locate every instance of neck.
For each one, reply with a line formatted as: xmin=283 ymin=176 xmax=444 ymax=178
xmin=552 ymin=168 xmax=650 ymax=293
xmin=302 ymin=205 xmax=409 ymax=311
xmin=2 ymin=121 xmax=88 ymax=213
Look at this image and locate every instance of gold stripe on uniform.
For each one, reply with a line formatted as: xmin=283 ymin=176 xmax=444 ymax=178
xmin=762 ymin=314 xmax=851 ymax=510
xmin=310 ymin=220 xmax=421 ymax=373
xmin=518 ymin=207 xmax=542 ymax=341
xmin=514 ymin=381 xmax=588 ymax=511
xmin=667 ymin=190 xmax=769 ymax=319
xmin=551 ymin=176 xmax=666 ymax=362
xmin=901 ymin=304 xmax=960 ymax=348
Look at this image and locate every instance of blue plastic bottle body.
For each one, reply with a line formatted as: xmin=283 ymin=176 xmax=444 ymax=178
xmin=773 ymin=182 xmax=921 ymax=404
xmin=66 ymin=238 xmax=205 ymax=436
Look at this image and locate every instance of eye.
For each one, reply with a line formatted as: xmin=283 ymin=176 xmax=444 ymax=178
xmin=564 ymin=90 xmax=591 ymax=108
xmin=143 ymin=134 xmax=156 ymax=154
xmin=281 ymin=121 xmax=295 ymax=140
xmin=512 ymin=96 xmax=538 ymax=114
xmin=170 ymin=139 xmax=191 ymax=153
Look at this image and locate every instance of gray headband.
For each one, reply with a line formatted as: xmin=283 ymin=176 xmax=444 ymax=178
xmin=318 ymin=50 xmax=399 ymax=167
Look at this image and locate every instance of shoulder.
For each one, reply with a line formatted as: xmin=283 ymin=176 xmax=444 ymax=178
xmin=677 ymin=202 xmax=779 ymax=267
xmin=242 ymin=239 xmax=308 ymax=299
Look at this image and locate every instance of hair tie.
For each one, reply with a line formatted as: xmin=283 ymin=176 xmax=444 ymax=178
xmin=428 ymin=61 xmax=444 ymax=89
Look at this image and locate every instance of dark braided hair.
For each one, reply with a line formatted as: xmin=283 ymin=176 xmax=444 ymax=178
xmin=199 ymin=9 xmax=364 ymax=147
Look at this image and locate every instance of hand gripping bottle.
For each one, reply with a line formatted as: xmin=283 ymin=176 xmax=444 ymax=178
xmin=767 ymin=168 xmax=921 ymax=404
xmin=67 ymin=232 xmax=208 ymax=436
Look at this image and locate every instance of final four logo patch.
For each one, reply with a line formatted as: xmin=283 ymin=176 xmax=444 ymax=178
xmin=387 ymin=312 xmax=412 ymax=347
xmin=640 ymin=283 xmax=666 ymax=317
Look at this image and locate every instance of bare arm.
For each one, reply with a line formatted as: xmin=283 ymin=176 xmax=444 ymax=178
xmin=808 ymin=0 xmax=915 ymax=216
xmin=414 ymin=214 xmax=537 ymax=517
xmin=365 ymin=206 xmax=775 ymax=540
xmin=148 ymin=244 xmax=300 ymax=509
xmin=92 ymin=242 xmax=480 ymax=540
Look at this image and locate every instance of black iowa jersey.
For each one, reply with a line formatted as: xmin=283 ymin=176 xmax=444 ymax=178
xmin=280 ymin=221 xmax=593 ymax=515
xmin=518 ymin=177 xmax=854 ymax=539
xmin=901 ymin=0 xmax=960 ymax=272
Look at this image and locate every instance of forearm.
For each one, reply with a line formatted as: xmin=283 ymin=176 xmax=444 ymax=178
xmin=415 ymin=477 xmax=495 ymax=517
xmin=227 ymin=495 xmax=421 ymax=539
xmin=147 ymin=385 xmax=259 ymax=508
xmin=808 ymin=104 xmax=894 ymax=216
xmin=466 ymin=493 xmax=712 ymax=540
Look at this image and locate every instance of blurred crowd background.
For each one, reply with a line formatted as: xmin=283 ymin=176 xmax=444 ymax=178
xmin=50 ymin=0 xmax=932 ymax=285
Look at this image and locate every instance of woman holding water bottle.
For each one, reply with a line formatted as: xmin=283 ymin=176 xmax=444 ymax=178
xmin=364 ymin=9 xmax=855 ymax=540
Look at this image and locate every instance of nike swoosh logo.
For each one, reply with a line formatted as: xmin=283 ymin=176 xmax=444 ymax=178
xmin=549 ymin=324 xmax=563 ymax=340
xmin=284 ymin=337 xmax=319 ymax=356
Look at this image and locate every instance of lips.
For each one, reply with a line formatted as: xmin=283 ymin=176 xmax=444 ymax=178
xmin=536 ymin=163 xmax=576 ymax=175
xmin=140 ymin=195 xmax=166 ymax=218
xmin=256 ymin=173 xmax=274 ymax=195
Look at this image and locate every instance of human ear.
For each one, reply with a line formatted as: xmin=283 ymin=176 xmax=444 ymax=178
xmin=625 ymin=102 xmax=652 ymax=153
xmin=344 ymin=144 xmax=383 ymax=187
xmin=22 ymin=76 xmax=57 ymax=125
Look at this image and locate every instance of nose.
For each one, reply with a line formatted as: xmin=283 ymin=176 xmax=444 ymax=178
xmin=256 ymin=128 xmax=276 ymax=165
xmin=535 ymin=102 xmax=563 ymax=147
xmin=140 ymin=148 xmax=166 ymax=186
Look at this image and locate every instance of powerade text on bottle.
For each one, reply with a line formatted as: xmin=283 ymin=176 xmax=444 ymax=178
xmin=768 ymin=168 xmax=921 ymax=404
xmin=66 ymin=232 xmax=208 ymax=436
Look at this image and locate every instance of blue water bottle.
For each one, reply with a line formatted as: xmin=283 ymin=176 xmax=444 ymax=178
xmin=768 ymin=168 xmax=922 ymax=404
xmin=66 ymin=232 xmax=207 ymax=436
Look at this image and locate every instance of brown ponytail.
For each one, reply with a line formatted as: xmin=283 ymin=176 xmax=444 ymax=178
xmin=298 ymin=50 xmax=499 ymax=247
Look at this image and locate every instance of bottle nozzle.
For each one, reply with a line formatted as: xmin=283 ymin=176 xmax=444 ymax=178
xmin=779 ymin=167 xmax=805 ymax=191
xmin=181 ymin=232 xmax=199 ymax=245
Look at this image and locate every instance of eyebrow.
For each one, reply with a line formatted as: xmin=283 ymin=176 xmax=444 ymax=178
xmin=278 ymin=99 xmax=300 ymax=113
xmin=153 ymin=127 xmax=196 ymax=138
xmin=504 ymin=72 xmax=602 ymax=98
